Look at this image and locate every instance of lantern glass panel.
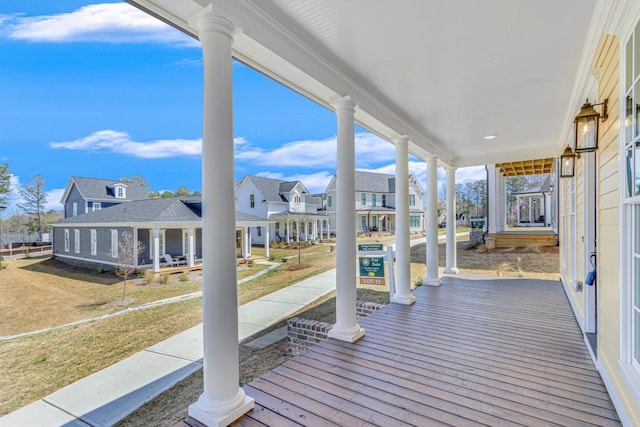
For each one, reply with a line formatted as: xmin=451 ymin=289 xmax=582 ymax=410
xmin=575 ymin=116 xmax=598 ymax=151
xmin=628 ymin=35 xmax=634 ymax=91
xmin=560 ymin=154 xmax=575 ymax=178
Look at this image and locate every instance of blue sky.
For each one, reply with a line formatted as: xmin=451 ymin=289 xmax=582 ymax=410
xmin=0 ymin=1 xmax=484 ymax=213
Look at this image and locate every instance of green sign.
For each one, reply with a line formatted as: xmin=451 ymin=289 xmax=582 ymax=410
xmin=358 ymin=243 xmax=384 ymax=252
xmin=359 ymin=256 xmax=384 ymax=277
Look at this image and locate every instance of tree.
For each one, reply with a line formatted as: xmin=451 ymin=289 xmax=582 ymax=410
xmin=175 ymin=186 xmax=191 ymax=196
xmin=120 ymin=175 xmax=151 ymax=193
xmin=113 ymin=231 xmax=145 ymax=301
xmin=18 ymin=175 xmax=48 ymax=241
xmin=0 ymin=162 xmax=10 ymax=205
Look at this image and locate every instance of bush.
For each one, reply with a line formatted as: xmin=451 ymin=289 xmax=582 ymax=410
xmin=179 ymin=272 xmax=189 ymax=282
xmin=413 ymin=277 xmax=424 ymax=287
xmin=0 ymin=262 xmax=7 ymax=270
xmin=97 ymin=267 xmax=106 ymax=274
xmin=144 ymin=270 xmax=156 ymax=285
xmin=160 ymin=273 xmax=170 ymax=285
xmin=247 ymin=259 xmax=254 ymax=267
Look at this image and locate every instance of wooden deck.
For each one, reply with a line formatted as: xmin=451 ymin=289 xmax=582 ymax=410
xmin=235 ymin=277 xmax=620 ymax=426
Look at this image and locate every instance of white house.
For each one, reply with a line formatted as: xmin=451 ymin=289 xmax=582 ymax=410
xmin=235 ymin=175 xmax=327 ymax=250
xmin=324 ymin=170 xmax=425 ymax=234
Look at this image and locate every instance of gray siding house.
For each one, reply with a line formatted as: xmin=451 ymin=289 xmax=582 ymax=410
xmin=60 ymin=177 xmax=149 ymax=219
xmin=324 ymin=170 xmax=425 ymax=234
xmin=52 ymin=196 xmax=272 ymax=272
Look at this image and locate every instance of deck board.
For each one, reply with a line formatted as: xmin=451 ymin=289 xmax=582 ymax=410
xmin=237 ymin=277 xmax=620 ymax=426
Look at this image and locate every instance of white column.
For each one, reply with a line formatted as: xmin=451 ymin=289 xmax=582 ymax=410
xmin=296 ymin=219 xmax=300 ymax=242
xmin=133 ymin=227 xmax=139 ymax=269
xmin=313 ymin=220 xmax=318 ymax=241
xmin=188 ymin=227 xmax=195 ymax=267
xmin=487 ymin=164 xmax=503 ymax=233
xmin=319 ymin=219 xmax=324 ymax=241
xmin=391 ymin=136 xmax=415 ymax=305
xmin=264 ymin=224 xmax=270 ymax=259
xmin=423 ymin=155 xmax=441 ymax=286
xmin=152 ymin=228 xmax=160 ymax=273
xmin=244 ymin=227 xmax=250 ymax=259
xmin=328 ymin=96 xmax=365 ymax=342
xmin=188 ymin=7 xmax=253 ymax=426
xmin=444 ymin=166 xmax=459 ymax=274
xmin=286 ymin=220 xmax=290 ymax=243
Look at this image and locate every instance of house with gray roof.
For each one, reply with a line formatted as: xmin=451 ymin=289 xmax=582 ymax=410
xmin=324 ymin=170 xmax=425 ymax=234
xmin=52 ymin=195 xmax=273 ymax=272
xmin=60 ymin=177 xmax=149 ymax=219
xmin=511 ymin=174 xmax=554 ymax=227
xmin=235 ymin=175 xmax=328 ymax=248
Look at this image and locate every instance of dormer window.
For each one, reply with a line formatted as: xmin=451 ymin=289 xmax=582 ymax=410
xmin=114 ymin=183 xmax=127 ymax=199
xmin=250 ymin=194 xmax=255 ymax=208
xmin=293 ymin=195 xmax=300 ymax=203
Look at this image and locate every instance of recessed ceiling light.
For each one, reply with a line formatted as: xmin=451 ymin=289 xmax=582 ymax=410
xmin=483 ymin=134 xmax=498 ymax=140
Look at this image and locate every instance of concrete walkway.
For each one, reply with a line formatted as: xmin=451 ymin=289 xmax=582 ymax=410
xmin=1 ymin=232 xmax=467 ymax=426
xmin=0 ymin=269 xmax=338 ymax=427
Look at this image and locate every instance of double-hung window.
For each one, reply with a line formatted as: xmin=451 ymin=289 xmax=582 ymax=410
xmin=111 ymin=229 xmax=118 ymax=258
xmin=624 ymin=21 xmax=640 ymax=371
xmin=74 ymin=229 xmax=80 ymax=253
xmin=90 ymin=229 xmax=97 ymax=256
xmin=361 ymin=193 xmax=366 ymax=206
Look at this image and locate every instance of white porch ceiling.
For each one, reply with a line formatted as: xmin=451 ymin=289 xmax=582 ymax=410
xmin=129 ymin=0 xmax=597 ymax=168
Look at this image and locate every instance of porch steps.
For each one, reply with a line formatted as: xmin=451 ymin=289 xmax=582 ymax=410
xmin=487 ymin=232 xmax=558 ymax=248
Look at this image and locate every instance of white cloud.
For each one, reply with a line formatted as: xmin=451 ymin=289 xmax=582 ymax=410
xmin=45 ymin=189 xmax=65 ymax=211
xmin=235 ymin=133 xmax=395 ymax=168
xmin=2 ymin=3 xmax=197 ymax=47
xmin=456 ymin=166 xmax=487 ymax=183
xmin=256 ymin=171 xmax=335 ymax=194
xmin=50 ymin=130 xmax=208 ymax=158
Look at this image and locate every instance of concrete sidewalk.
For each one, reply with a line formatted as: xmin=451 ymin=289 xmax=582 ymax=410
xmin=1 ymin=269 xmax=338 ymax=427
xmin=1 ymin=232 xmax=466 ymax=426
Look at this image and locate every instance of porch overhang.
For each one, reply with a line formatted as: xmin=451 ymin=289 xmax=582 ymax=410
xmin=496 ymin=158 xmax=556 ymax=177
xmin=127 ymin=0 xmax=600 ymax=167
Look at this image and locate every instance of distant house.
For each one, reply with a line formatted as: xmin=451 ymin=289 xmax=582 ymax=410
xmin=324 ymin=170 xmax=425 ymax=234
xmin=511 ymin=174 xmax=553 ymax=227
xmin=235 ymin=175 xmax=327 ymax=247
xmin=52 ymin=194 xmax=273 ymax=272
xmin=60 ymin=177 xmax=149 ymax=219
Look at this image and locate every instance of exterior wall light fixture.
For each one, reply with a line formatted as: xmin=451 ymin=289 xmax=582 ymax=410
xmin=574 ymin=98 xmax=608 ymax=153
xmin=560 ymin=146 xmax=579 ymax=178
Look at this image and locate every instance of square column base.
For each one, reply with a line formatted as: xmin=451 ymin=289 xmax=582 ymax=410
xmin=188 ymin=395 xmax=254 ymax=427
xmin=423 ymin=278 xmax=442 ymax=287
xmin=444 ymin=267 xmax=459 ymax=274
xmin=391 ymin=293 xmax=416 ymax=305
xmin=328 ymin=326 xmax=365 ymax=343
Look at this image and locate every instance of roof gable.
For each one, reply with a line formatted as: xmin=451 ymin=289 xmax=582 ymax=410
xmin=61 ymin=177 xmax=148 ymax=204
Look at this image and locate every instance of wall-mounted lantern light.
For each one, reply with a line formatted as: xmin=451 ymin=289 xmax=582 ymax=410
xmin=560 ymin=146 xmax=578 ymax=178
xmin=574 ymin=98 xmax=608 ymax=153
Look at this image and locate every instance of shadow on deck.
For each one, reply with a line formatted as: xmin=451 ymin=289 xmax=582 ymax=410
xmin=234 ymin=276 xmax=619 ymax=426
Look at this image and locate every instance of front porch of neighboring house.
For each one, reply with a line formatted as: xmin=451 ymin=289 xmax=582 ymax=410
xmin=357 ymin=208 xmax=395 ymax=233
xmin=486 ymin=160 xmax=559 ymax=248
xmin=269 ymin=212 xmax=329 ymax=245
xmin=136 ymin=227 xmax=202 ymax=273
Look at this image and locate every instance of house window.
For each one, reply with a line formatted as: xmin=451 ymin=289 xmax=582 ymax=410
xmin=293 ymin=195 xmax=300 ymax=203
xmin=624 ymin=22 xmax=640 ymax=371
xmin=115 ymin=185 xmax=126 ymax=199
xmin=409 ymin=194 xmax=416 ymax=206
xmin=159 ymin=230 xmax=166 ymax=256
xmin=372 ymin=215 xmax=378 ymax=228
xmin=410 ymin=216 xmax=420 ymax=228
xmin=257 ymin=226 xmax=262 ymax=237
xmin=361 ymin=193 xmax=366 ymax=206
xmin=72 ymin=202 xmax=77 ymax=216
xmin=111 ymin=229 xmax=118 ymax=258
xmin=382 ymin=194 xmax=387 ymax=207
xmin=361 ymin=216 xmax=367 ymax=231
xmin=90 ymin=229 xmax=97 ymax=256
xmin=183 ymin=230 xmax=189 ymax=256
xmin=93 ymin=202 xmax=101 ymax=211
xmin=64 ymin=229 xmax=70 ymax=252
xmin=250 ymin=194 xmax=255 ymax=208
xmin=327 ymin=195 xmax=332 ymax=208
xmin=74 ymin=229 xmax=80 ymax=253
xmin=372 ymin=194 xmax=377 ymax=206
